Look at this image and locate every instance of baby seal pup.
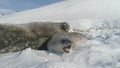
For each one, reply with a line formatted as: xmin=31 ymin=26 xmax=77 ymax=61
xmin=47 ymin=32 xmax=88 ymax=54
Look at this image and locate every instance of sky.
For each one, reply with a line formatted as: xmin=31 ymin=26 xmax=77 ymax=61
xmin=0 ymin=0 xmax=63 ymax=11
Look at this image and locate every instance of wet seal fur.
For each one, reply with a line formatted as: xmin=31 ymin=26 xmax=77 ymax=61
xmin=0 ymin=22 xmax=70 ymax=53
xmin=47 ymin=32 xmax=88 ymax=54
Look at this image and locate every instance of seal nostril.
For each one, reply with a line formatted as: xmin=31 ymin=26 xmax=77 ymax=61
xmin=61 ymin=40 xmax=66 ymax=43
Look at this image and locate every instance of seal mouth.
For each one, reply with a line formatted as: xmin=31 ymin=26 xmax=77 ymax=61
xmin=63 ymin=45 xmax=71 ymax=53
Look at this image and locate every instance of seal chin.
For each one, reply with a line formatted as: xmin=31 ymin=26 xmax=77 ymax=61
xmin=63 ymin=45 xmax=71 ymax=53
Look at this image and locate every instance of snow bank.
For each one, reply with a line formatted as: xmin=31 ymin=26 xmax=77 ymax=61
xmin=0 ymin=48 xmax=61 ymax=68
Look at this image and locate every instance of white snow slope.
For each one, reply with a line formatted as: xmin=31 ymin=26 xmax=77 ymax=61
xmin=0 ymin=0 xmax=120 ymax=68
xmin=0 ymin=0 xmax=120 ymax=23
xmin=0 ymin=9 xmax=15 ymax=16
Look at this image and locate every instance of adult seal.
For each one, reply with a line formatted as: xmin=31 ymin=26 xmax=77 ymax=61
xmin=0 ymin=22 xmax=70 ymax=53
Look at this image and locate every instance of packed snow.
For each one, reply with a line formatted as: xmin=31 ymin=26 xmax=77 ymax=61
xmin=0 ymin=0 xmax=120 ymax=68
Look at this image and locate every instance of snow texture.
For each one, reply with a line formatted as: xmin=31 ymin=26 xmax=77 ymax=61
xmin=0 ymin=9 xmax=15 ymax=17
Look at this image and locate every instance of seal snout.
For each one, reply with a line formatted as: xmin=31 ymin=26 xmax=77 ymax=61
xmin=63 ymin=45 xmax=71 ymax=53
xmin=60 ymin=38 xmax=72 ymax=53
xmin=47 ymin=32 xmax=88 ymax=54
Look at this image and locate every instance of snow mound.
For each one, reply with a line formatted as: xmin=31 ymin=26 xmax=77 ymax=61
xmin=0 ymin=48 xmax=61 ymax=68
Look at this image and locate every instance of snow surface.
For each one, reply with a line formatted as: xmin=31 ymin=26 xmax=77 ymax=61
xmin=0 ymin=9 xmax=15 ymax=17
xmin=0 ymin=0 xmax=120 ymax=68
xmin=0 ymin=0 xmax=120 ymax=23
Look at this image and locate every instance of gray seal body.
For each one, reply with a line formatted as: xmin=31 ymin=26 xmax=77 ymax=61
xmin=0 ymin=22 xmax=70 ymax=53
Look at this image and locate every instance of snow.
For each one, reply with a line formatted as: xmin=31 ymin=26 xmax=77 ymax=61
xmin=0 ymin=0 xmax=120 ymax=68
xmin=0 ymin=9 xmax=15 ymax=17
xmin=0 ymin=0 xmax=120 ymax=23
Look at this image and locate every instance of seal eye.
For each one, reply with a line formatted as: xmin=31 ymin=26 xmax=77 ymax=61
xmin=61 ymin=38 xmax=71 ymax=44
